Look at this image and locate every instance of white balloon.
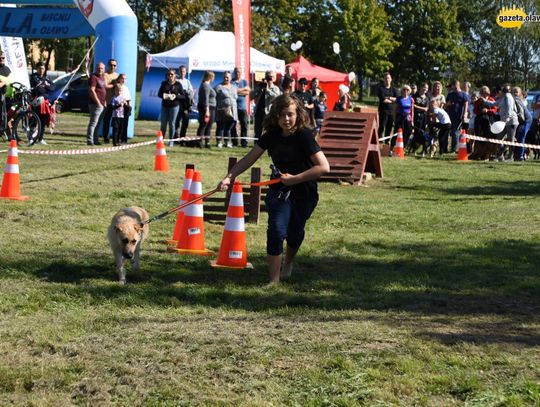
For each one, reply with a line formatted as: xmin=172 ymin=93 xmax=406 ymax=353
xmin=333 ymin=42 xmax=340 ymax=54
xmin=296 ymin=40 xmax=303 ymax=49
xmin=291 ymin=43 xmax=298 ymax=51
xmin=348 ymin=72 xmax=356 ymax=82
xmin=339 ymin=84 xmax=349 ymax=93
xmin=490 ymin=121 xmax=506 ymax=135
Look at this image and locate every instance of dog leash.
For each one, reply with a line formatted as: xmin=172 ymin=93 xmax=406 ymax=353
xmin=145 ymin=165 xmax=288 ymax=224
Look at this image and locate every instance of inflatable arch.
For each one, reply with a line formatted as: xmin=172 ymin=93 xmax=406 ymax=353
xmin=0 ymin=0 xmax=138 ymax=137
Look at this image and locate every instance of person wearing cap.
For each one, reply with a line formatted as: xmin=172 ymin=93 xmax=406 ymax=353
xmin=293 ymin=77 xmax=315 ymax=127
xmin=29 ymin=62 xmax=54 ymax=145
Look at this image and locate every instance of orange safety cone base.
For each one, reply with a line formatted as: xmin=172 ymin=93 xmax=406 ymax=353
xmin=210 ymin=259 xmax=254 ymax=270
xmin=0 ymin=195 xmax=29 ymax=201
xmin=167 ymin=246 xmax=214 ymax=256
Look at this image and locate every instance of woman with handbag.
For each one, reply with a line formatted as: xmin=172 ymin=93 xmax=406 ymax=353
xmin=214 ymin=71 xmax=238 ymax=148
xmin=197 ymin=71 xmax=216 ymax=148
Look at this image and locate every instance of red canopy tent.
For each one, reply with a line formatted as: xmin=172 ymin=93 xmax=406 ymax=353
xmin=287 ymin=56 xmax=349 ymax=112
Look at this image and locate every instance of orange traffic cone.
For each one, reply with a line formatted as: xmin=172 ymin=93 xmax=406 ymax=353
xmin=211 ymin=181 xmax=253 ymax=269
xmin=165 ymin=168 xmax=194 ymax=245
xmin=168 ymin=170 xmax=213 ymax=256
xmin=0 ymin=140 xmax=29 ymax=201
xmin=393 ymin=128 xmax=405 ymax=158
xmin=457 ymin=130 xmax=469 ymax=161
xmin=154 ymin=131 xmax=170 ymax=172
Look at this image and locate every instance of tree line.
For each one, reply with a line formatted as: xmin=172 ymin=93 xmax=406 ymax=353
xmin=29 ymin=0 xmax=540 ymax=94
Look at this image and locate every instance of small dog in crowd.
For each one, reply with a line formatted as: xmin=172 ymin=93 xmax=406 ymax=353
xmin=407 ymin=129 xmax=438 ymax=158
xmin=108 ymin=206 xmax=149 ymax=284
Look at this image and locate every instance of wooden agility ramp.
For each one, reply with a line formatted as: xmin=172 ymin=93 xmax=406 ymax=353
xmin=318 ymin=110 xmax=383 ymax=185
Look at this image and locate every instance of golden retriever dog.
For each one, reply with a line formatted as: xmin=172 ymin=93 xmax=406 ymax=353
xmin=108 ymin=206 xmax=149 ymax=284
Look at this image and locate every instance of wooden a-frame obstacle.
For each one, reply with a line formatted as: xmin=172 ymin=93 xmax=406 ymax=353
xmin=318 ymin=109 xmax=383 ymax=185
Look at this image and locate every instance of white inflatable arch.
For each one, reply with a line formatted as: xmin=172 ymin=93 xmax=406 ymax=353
xmin=1 ymin=0 xmax=138 ymax=137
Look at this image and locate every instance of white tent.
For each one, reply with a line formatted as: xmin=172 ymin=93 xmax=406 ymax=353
xmin=150 ymin=30 xmax=285 ymax=74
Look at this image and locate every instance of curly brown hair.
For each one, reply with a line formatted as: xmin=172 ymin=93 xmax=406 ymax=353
xmin=262 ymin=94 xmax=313 ymax=134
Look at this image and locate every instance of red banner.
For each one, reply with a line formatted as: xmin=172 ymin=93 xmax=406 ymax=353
xmin=232 ymin=0 xmax=251 ymax=84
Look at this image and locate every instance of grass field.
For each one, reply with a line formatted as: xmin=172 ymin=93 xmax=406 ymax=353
xmin=0 ymin=113 xmax=539 ymax=406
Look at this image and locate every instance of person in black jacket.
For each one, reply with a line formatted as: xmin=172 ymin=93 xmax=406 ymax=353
xmin=377 ymin=72 xmax=398 ymax=146
xmin=29 ymin=62 xmax=54 ymax=144
xmin=158 ymin=69 xmax=185 ymax=147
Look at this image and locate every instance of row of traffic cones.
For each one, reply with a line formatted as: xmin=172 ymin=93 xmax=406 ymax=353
xmin=165 ymin=167 xmax=252 ymax=269
xmin=392 ymin=128 xmax=469 ymax=161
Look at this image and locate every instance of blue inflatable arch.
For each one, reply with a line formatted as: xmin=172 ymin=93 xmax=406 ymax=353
xmin=1 ymin=0 xmax=138 ymax=137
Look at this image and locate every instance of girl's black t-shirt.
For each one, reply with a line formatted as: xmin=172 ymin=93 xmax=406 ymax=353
xmin=256 ymin=127 xmax=321 ymax=199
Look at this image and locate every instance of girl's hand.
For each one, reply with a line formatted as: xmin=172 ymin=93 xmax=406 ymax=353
xmin=280 ymin=173 xmax=296 ymax=186
xmin=218 ymin=175 xmax=231 ymax=191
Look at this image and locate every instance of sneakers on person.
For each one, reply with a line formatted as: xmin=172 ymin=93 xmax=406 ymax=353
xmin=39 ymin=140 xmax=47 ymax=145
xmin=217 ymin=142 xmax=223 ymax=148
xmin=226 ymin=142 xmax=233 ymax=148
xmin=168 ymin=142 xmax=174 ymax=147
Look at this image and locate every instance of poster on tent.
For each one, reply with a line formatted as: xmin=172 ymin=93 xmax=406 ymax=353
xmin=0 ymin=36 xmax=30 ymax=88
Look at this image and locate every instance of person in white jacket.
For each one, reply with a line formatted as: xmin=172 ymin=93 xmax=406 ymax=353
xmin=497 ymin=84 xmax=519 ymax=161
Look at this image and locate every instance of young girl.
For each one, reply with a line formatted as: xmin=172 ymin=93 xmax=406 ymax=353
xmin=110 ymin=84 xmax=126 ymax=146
xmin=429 ymin=99 xmax=452 ymax=155
xmin=219 ymin=94 xmax=330 ymax=285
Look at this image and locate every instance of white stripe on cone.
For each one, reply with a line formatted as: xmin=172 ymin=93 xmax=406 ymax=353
xmin=229 ymin=191 xmax=243 ymax=207
xmin=156 ymin=149 xmax=166 ymax=156
xmin=184 ymin=203 xmax=204 ymax=217
xmin=4 ymin=164 xmax=19 ymax=174
xmin=190 ymin=181 xmax=202 ymax=194
xmin=8 ymin=148 xmax=18 ymax=157
xmin=224 ymin=217 xmax=245 ymax=232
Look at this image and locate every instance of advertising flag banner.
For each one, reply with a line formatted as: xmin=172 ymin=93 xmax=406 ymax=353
xmin=232 ymin=0 xmax=251 ymax=83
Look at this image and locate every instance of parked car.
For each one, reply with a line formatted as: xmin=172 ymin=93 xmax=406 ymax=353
xmin=49 ymin=72 xmax=89 ymax=113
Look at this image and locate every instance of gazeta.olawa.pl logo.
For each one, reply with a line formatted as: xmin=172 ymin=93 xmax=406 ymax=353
xmin=497 ymin=5 xmax=540 ymax=28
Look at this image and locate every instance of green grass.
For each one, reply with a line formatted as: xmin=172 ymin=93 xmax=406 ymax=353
xmin=0 ymin=112 xmax=539 ymax=406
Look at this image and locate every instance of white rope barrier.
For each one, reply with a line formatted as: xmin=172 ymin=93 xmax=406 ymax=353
xmin=378 ymin=133 xmax=398 ymax=143
xmin=466 ymin=134 xmax=540 ymax=150
xmin=16 ymin=140 xmax=156 ymax=155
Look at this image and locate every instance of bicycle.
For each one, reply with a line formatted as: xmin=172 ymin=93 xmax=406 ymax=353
xmin=0 ymin=82 xmax=41 ymax=146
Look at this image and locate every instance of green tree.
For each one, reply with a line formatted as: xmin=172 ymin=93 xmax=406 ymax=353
xmin=383 ymin=0 xmax=471 ymax=85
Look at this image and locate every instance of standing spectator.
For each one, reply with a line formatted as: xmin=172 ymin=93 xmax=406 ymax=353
xmin=115 ymin=73 xmax=131 ymax=144
xmin=174 ymin=65 xmax=194 ymax=145
xmin=513 ymin=87 xmax=531 ymax=161
xmin=281 ymin=76 xmax=295 ymax=95
xmin=29 ymin=62 xmax=54 ymax=145
xmin=86 ymin=62 xmax=107 ymax=146
xmin=526 ymin=91 xmax=540 ymax=149
xmin=334 ymin=84 xmax=350 ymax=111
xmin=279 ymin=65 xmax=294 ymax=90
xmin=157 ymin=69 xmax=184 ymax=147
xmin=395 ymin=85 xmax=414 ymax=146
xmin=293 ymin=77 xmax=315 ymax=126
xmin=497 ymin=84 xmax=519 ymax=161
xmin=462 ymin=81 xmax=472 ymax=133
xmin=445 ymin=80 xmax=469 ymax=153
xmin=231 ymin=66 xmax=250 ymax=147
xmin=474 ymin=86 xmax=497 ymax=138
xmin=253 ymin=70 xmax=281 ymax=141
xmin=314 ymin=92 xmax=328 ymax=136
xmin=377 ymin=72 xmax=398 ymax=147
xmin=110 ymin=83 xmax=126 ymax=146
xmin=428 ymin=99 xmax=451 ymax=155
xmin=430 ymin=81 xmax=446 ymax=109
xmin=410 ymin=83 xmax=418 ymax=96
xmin=412 ymin=83 xmax=430 ymax=147
xmin=309 ymin=77 xmax=322 ymax=99
xmin=0 ymin=51 xmax=12 ymax=134
xmin=197 ymin=70 xmax=217 ymax=148
xmin=214 ymin=71 xmax=238 ymax=148
xmin=102 ymin=59 xmax=119 ymax=143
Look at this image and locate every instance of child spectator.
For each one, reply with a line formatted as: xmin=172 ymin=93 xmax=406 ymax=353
xmin=314 ymin=92 xmax=328 ymax=136
xmin=110 ymin=84 xmax=126 ymax=146
xmin=429 ymin=99 xmax=452 ymax=155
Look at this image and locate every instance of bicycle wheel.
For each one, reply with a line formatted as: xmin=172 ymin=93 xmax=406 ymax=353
xmin=13 ymin=110 xmax=41 ymax=146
